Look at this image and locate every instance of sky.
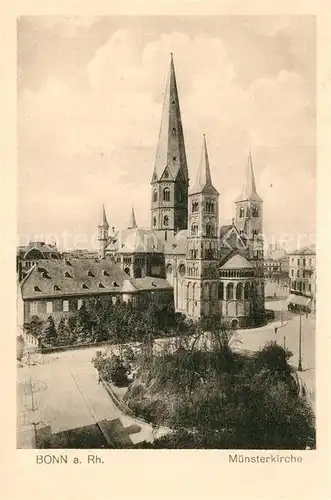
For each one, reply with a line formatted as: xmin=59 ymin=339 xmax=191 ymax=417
xmin=17 ymin=15 xmax=316 ymax=251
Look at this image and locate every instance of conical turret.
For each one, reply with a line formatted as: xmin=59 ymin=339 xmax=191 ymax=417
xmin=236 ymin=151 xmax=262 ymax=203
xmin=127 ymin=206 xmax=138 ymax=229
xmin=189 ymin=135 xmax=219 ymax=195
xmin=151 ymin=53 xmax=188 ymax=183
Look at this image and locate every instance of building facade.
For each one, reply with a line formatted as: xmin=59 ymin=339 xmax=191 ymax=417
xmin=288 ymin=245 xmax=316 ymax=312
xmin=97 ymin=55 xmax=266 ymax=327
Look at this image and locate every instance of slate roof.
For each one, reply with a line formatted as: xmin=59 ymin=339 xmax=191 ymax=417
xmin=189 ymin=136 xmax=219 ymax=196
xmin=164 ymin=229 xmax=187 ymax=255
xmin=235 ymin=152 xmax=262 ymax=203
xmin=106 ymin=228 xmax=164 ymax=254
xmin=20 ymin=258 xmax=153 ymax=300
xmin=133 ymin=277 xmax=173 ymax=291
xmin=289 ymin=245 xmax=316 ymax=256
xmin=220 ymin=253 xmax=253 ymax=270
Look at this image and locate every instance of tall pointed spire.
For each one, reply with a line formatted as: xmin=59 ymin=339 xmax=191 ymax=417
xmin=127 ymin=206 xmax=138 ymax=229
xmin=236 ymin=151 xmax=262 ymax=202
xmin=98 ymin=203 xmax=109 ymax=228
xmin=189 ymin=135 xmax=219 ymax=195
xmin=152 ymin=53 xmax=188 ymax=182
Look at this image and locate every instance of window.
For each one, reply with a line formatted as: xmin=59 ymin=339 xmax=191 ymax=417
xmin=163 ymin=188 xmax=170 ymax=202
xmin=303 ymin=259 xmax=306 ymax=267
xmin=165 ymin=230 xmax=167 ymax=241
xmin=153 ymin=190 xmax=157 ymax=202
xmin=191 ymin=224 xmax=198 ymax=236
xmin=292 ymin=258 xmax=294 ymax=265
xmin=172 ymin=127 xmax=176 ymax=136
xmin=46 ymin=301 xmax=53 ymax=313
xmin=30 ymin=301 xmax=38 ymax=314
xmin=309 ymin=258 xmax=312 ymax=266
xmin=206 ymin=224 xmax=213 ymax=237
xmin=163 ymin=215 xmax=169 ymax=226
xmin=88 ymin=270 xmax=95 ymax=277
xmin=252 ymin=206 xmax=259 ymax=218
xmin=64 ymin=271 xmax=72 ymax=278
xmin=54 ymin=285 xmax=60 ymax=291
xmin=82 ymin=283 xmax=89 ymax=289
xmin=98 ymin=283 xmax=105 ymax=288
xmin=77 ymin=299 xmax=83 ymax=309
xmin=308 ymin=284 xmax=311 ymax=292
xmin=63 ymin=300 xmax=69 ymax=312
xmin=292 ymin=281 xmax=296 ymax=290
xmin=173 ymin=156 xmax=177 ymax=161
xmin=34 ymin=286 xmax=41 ymax=292
xmin=102 ymin=270 xmax=110 ymax=276
xmin=166 ymin=263 xmax=173 ymax=274
xmin=226 ymin=283 xmax=234 ymax=300
xmin=239 ymin=207 xmax=245 ymax=218
xmin=291 ymin=270 xmax=294 ymax=277
xmin=153 ymin=217 xmax=156 ymax=227
xmin=192 ymin=201 xmax=199 ymax=213
xmin=297 ymin=259 xmax=300 ymax=266
xmin=164 ymin=169 xmax=169 ymax=179
xmin=302 ymin=283 xmax=306 ymax=291
xmin=297 ymin=270 xmax=300 ymax=278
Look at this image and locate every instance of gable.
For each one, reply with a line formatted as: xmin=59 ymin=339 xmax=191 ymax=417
xmin=220 ymin=226 xmax=247 ymax=251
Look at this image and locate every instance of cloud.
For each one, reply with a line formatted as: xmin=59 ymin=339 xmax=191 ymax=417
xmin=18 ymin=27 xmax=316 ymax=249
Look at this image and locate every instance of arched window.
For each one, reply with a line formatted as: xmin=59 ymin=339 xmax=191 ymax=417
xmin=236 ymin=283 xmax=243 ymax=300
xmin=206 ymin=223 xmax=214 ymax=237
xmin=124 ymin=267 xmax=130 ymax=276
xmin=153 ymin=217 xmax=156 ymax=227
xmin=178 ymin=263 xmax=185 ymax=276
xmin=192 ymin=201 xmax=199 ymax=213
xmin=163 ymin=215 xmax=169 ymax=226
xmin=166 ymin=263 xmax=173 ymax=274
xmin=204 ymin=283 xmax=210 ymax=300
xmin=153 ymin=190 xmax=157 ymax=202
xmin=163 ymin=188 xmax=170 ymax=202
xmin=191 ymin=224 xmax=198 ymax=236
xmin=252 ymin=206 xmax=260 ymax=218
xmin=244 ymin=282 xmax=251 ymax=299
xmin=239 ymin=207 xmax=245 ymax=218
xmin=218 ymin=282 xmax=224 ymax=299
xmin=226 ymin=283 xmax=234 ymax=300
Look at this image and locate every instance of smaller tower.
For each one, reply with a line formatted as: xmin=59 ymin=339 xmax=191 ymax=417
xmin=97 ymin=204 xmax=109 ymax=259
xmin=185 ymin=135 xmax=219 ymax=318
xmin=127 ymin=206 xmax=138 ymax=229
xmin=235 ymin=151 xmax=265 ymax=323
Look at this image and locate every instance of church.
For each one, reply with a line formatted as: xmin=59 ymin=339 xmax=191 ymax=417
xmin=98 ymin=54 xmax=265 ymax=328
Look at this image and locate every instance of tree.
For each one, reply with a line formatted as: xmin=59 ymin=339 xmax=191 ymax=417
xmin=43 ymin=316 xmax=57 ymax=346
xmin=24 ymin=315 xmax=43 ymax=338
xmin=57 ymin=318 xmax=71 ymax=346
xmin=74 ymin=302 xmax=93 ymax=343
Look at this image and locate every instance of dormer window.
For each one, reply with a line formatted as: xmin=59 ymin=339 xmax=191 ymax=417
xmin=64 ymin=271 xmax=72 ymax=278
xmin=151 ymin=282 xmax=157 ymax=287
xmin=102 ymin=270 xmax=110 ymax=277
xmin=42 ymin=271 xmax=50 ymax=279
xmin=98 ymin=283 xmax=105 ymax=288
xmin=65 ymin=259 xmax=72 ymax=266
xmin=82 ymin=284 xmax=89 ymax=289
xmin=54 ymin=285 xmax=60 ymax=291
xmin=88 ymin=270 xmax=95 ymax=277
xmin=34 ymin=286 xmax=41 ymax=292
xmin=112 ymin=281 xmax=119 ymax=287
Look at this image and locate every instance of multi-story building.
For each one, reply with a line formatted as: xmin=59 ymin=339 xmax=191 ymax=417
xmin=17 ymin=259 xmax=173 ymax=329
xmin=97 ymin=54 xmax=266 ymax=327
xmin=288 ymin=245 xmax=316 ymax=312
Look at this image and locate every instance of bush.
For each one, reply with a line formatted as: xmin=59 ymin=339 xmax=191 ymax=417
xmin=92 ymin=351 xmax=129 ymax=387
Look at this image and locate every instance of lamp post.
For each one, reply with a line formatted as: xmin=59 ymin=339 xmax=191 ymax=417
xmin=298 ymin=310 xmax=303 ymax=371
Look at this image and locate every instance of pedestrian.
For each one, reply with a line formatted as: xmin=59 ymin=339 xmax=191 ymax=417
xmin=274 ymin=327 xmax=278 ymax=335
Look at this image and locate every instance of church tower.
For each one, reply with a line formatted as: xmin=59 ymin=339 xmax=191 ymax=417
xmin=235 ymin=152 xmax=265 ymax=320
xmin=151 ymin=54 xmax=189 ymax=243
xmin=97 ymin=204 xmax=109 ymax=259
xmin=185 ymin=135 xmax=220 ymax=318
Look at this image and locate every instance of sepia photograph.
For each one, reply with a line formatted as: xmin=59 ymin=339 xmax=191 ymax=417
xmin=16 ymin=15 xmax=316 ymax=450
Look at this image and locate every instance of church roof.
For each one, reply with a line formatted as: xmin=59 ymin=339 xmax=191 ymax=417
xmin=20 ymin=258 xmax=138 ymax=299
xmin=220 ymin=253 xmax=253 ymax=269
xmin=236 ymin=151 xmax=262 ymax=203
xmin=189 ymin=135 xmax=219 ymax=195
xmin=164 ymin=229 xmax=187 ymax=255
xmin=151 ymin=54 xmax=188 ymax=183
xmin=107 ymin=227 xmax=164 ymax=254
xmin=133 ymin=277 xmax=172 ymax=291
xmin=17 ymin=241 xmax=61 ymax=260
